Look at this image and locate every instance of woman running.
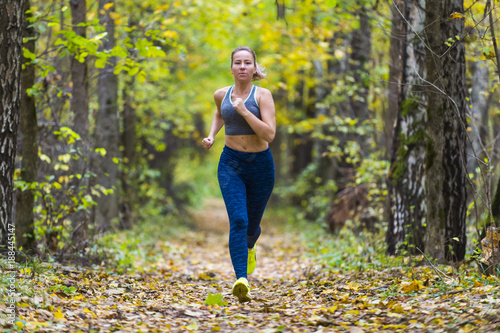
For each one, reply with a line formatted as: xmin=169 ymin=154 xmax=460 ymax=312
xmin=201 ymin=46 xmax=276 ymax=303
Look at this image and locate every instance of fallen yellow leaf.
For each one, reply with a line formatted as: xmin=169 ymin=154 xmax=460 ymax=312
xmin=399 ymin=280 xmax=423 ymax=293
xmin=327 ymin=306 xmax=338 ymax=313
xmin=53 ymin=308 xmax=65 ymax=321
xmin=391 ymin=304 xmax=405 ymax=314
xmin=83 ymin=308 xmax=97 ymax=318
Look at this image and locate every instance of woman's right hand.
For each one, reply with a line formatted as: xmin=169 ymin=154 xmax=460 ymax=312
xmin=202 ymin=137 xmax=214 ymax=150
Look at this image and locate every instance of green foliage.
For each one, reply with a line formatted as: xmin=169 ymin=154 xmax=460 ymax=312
xmin=277 ymin=163 xmax=337 ymax=224
xmin=14 ymin=127 xmax=114 ymax=254
xmin=48 ymin=284 xmax=77 ymax=296
xmin=355 ymin=152 xmax=389 ymax=202
xmin=88 ymin=212 xmax=184 ymax=274
xmin=18 ymin=256 xmax=48 ymax=279
xmin=91 ymin=234 xmax=141 ymax=273
xmin=305 ymin=219 xmax=392 ymax=271
xmin=173 ymin=149 xmax=221 ymax=208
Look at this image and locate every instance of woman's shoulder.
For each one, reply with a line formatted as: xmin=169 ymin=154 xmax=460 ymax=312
xmin=214 ymin=86 xmax=232 ymax=98
xmin=255 ymin=86 xmax=272 ymax=99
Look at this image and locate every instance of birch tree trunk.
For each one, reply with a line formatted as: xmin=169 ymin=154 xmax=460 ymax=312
xmin=0 ymin=0 xmax=24 ymax=246
xmin=94 ymin=0 xmax=119 ymax=232
xmin=424 ymin=0 xmax=467 ymax=262
xmin=15 ymin=0 xmax=38 ymax=252
xmin=387 ymin=0 xmax=427 ymax=255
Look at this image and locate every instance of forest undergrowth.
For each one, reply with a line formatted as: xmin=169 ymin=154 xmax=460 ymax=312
xmin=1 ymin=199 xmax=499 ymax=332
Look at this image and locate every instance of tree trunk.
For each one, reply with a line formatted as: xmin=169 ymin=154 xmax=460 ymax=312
xmin=0 ymin=0 xmax=24 ymax=246
xmin=335 ymin=6 xmax=372 ymax=189
xmin=386 ymin=0 xmax=427 ymax=255
xmin=349 ymin=6 xmax=371 ymax=126
xmin=290 ymin=77 xmax=313 ymax=179
xmin=312 ymin=59 xmax=334 ymax=183
xmin=491 ymin=174 xmax=500 ymax=224
xmin=467 ymin=61 xmax=490 ymax=234
xmin=94 ymin=0 xmax=119 ymax=232
xmin=291 ymin=133 xmax=313 ymax=178
xmin=269 ymin=85 xmax=287 ymax=196
xmin=467 ymin=61 xmax=489 ymax=174
xmin=71 ymin=0 xmax=89 ymax=142
xmin=387 ymin=0 xmax=407 ymax=255
xmin=70 ymin=0 xmax=89 ymax=246
xmin=120 ymin=74 xmax=137 ymax=229
xmin=15 ymin=0 xmax=38 ymax=253
xmin=52 ymin=1 xmax=71 ymax=121
xmin=385 ymin=0 xmax=404 ymax=159
xmin=327 ymin=33 xmax=350 ymax=188
xmin=424 ymin=0 xmax=467 ymax=262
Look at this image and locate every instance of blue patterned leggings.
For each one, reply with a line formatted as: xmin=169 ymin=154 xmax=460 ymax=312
xmin=218 ymin=146 xmax=275 ymax=279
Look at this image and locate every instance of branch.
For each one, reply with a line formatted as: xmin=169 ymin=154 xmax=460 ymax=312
xmin=416 ymin=247 xmax=449 ymax=284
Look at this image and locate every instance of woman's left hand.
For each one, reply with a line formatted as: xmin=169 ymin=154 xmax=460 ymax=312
xmin=233 ymin=98 xmax=247 ymax=116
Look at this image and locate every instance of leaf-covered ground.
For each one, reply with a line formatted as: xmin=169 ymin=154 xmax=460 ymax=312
xmin=1 ymin=199 xmax=500 ymax=332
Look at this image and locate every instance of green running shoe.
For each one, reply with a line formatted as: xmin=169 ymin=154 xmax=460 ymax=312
xmin=247 ymin=246 xmax=256 ymax=275
xmin=232 ymin=277 xmax=251 ymax=303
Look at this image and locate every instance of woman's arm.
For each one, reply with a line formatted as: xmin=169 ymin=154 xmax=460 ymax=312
xmin=202 ymin=89 xmax=226 ymax=150
xmin=233 ymin=88 xmax=276 ymax=143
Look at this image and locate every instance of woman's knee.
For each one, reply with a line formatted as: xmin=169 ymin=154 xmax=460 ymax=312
xmin=229 ymin=215 xmax=248 ymax=230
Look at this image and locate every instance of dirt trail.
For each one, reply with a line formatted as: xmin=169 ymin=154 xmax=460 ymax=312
xmin=181 ymin=197 xmax=313 ymax=291
xmin=161 ymin=198 xmax=321 ymax=331
xmin=187 ymin=198 xmax=309 ymax=281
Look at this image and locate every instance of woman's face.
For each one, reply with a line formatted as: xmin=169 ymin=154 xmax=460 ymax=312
xmin=231 ymin=51 xmax=256 ymax=81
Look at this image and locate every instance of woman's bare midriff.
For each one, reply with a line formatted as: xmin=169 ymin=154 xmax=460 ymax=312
xmin=225 ymin=135 xmax=269 ymax=152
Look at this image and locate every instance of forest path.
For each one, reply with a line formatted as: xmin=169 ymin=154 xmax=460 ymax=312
xmin=8 ymin=199 xmax=499 ymax=332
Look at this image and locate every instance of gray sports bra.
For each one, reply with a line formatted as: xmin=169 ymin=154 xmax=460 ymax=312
xmin=220 ymin=85 xmax=261 ymax=135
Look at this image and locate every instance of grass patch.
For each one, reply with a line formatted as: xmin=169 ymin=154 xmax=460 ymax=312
xmin=88 ymin=213 xmax=190 ymax=274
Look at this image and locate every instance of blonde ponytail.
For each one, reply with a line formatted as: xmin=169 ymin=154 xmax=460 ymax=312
xmin=253 ymin=62 xmax=267 ymax=81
